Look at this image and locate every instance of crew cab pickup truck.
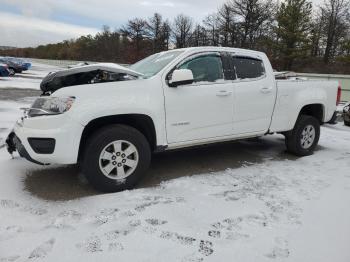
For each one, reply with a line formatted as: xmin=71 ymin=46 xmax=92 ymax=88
xmin=6 ymin=47 xmax=341 ymax=192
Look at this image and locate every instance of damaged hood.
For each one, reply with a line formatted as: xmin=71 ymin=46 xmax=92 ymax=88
xmin=40 ymin=63 xmax=143 ymax=94
xmin=50 ymin=63 xmax=143 ymax=77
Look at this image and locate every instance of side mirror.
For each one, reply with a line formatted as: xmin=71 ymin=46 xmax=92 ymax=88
xmin=169 ymin=69 xmax=194 ymax=87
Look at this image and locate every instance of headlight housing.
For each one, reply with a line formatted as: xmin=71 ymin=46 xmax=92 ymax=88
xmin=28 ymin=96 xmax=75 ymax=117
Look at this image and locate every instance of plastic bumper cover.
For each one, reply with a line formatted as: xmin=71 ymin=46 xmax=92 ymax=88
xmin=7 ymin=116 xmax=84 ymax=165
xmin=6 ymin=132 xmax=45 ymax=165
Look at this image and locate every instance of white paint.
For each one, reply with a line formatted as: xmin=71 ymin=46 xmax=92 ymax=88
xmin=7 ymin=47 xmax=339 ymax=165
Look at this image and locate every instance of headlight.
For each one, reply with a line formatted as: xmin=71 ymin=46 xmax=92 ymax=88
xmin=28 ymin=96 xmax=75 ymax=117
xmin=344 ymin=105 xmax=349 ymax=113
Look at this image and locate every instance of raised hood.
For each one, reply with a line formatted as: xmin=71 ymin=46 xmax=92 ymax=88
xmin=40 ymin=63 xmax=143 ymax=94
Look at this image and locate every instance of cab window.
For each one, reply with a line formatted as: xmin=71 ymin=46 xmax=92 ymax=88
xmin=233 ymin=56 xmax=265 ymax=80
xmin=178 ymin=54 xmax=224 ymax=83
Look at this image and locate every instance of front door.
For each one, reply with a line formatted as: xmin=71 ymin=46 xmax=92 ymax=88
xmin=164 ymin=53 xmax=235 ymax=144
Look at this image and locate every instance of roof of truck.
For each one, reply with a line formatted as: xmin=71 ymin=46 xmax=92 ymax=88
xmin=174 ymin=46 xmax=266 ymax=57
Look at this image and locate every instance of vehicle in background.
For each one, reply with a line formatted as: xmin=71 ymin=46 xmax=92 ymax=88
xmin=0 ymin=57 xmax=23 ymax=74
xmin=0 ymin=63 xmax=10 ymax=77
xmin=343 ymin=102 xmax=350 ymax=126
xmin=1 ymin=57 xmax=31 ymax=71
xmin=6 ymin=47 xmax=340 ymax=192
xmin=8 ymin=57 xmax=32 ymax=71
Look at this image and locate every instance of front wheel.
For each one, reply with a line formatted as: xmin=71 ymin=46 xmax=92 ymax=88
xmin=82 ymin=124 xmax=151 ymax=192
xmin=285 ymin=115 xmax=320 ymax=156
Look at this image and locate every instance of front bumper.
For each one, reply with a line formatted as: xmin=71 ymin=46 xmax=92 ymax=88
xmin=6 ymin=114 xmax=84 ymax=165
xmin=6 ymin=133 xmax=45 ymax=165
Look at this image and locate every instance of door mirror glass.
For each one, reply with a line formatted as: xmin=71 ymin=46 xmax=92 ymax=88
xmin=169 ymin=69 xmax=194 ymax=87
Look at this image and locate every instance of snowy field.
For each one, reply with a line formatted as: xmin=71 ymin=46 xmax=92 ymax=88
xmin=0 ymin=64 xmax=350 ymax=262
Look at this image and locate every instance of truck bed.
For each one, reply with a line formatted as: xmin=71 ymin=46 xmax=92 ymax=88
xmin=269 ymin=79 xmax=339 ymax=132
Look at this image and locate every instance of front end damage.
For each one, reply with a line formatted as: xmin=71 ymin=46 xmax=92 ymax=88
xmin=6 ymin=132 xmax=45 ymax=165
xmin=40 ymin=63 xmax=143 ymax=95
xmin=5 ymin=132 xmax=16 ymax=155
xmin=5 ymin=63 xmax=144 ymax=165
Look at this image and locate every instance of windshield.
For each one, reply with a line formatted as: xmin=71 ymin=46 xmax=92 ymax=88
xmin=130 ymin=50 xmax=184 ymax=78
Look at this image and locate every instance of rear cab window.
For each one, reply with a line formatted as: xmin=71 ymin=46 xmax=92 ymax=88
xmin=221 ymin=52 xmax=266 ymax=81
xmin=233 ymin=56 xmax=265 ymax=80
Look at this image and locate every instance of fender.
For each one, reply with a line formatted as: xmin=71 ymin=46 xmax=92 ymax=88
xmin=53 ymin=78 xmax=168 ymax=147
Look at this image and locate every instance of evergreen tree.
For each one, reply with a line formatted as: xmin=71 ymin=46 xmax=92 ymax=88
xmin=275 ymin=0 xmax=312 ymax=70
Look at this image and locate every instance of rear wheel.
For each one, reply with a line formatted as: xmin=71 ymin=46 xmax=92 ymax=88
xmin=82 ymin=124 xmax=151 ymax=192
xmin=345 ymin=120 xmax=350 ymax=127
xmin=285 ymin=115 xmax=320 ymax=156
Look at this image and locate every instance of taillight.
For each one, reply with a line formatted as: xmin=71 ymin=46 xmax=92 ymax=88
xmin=337 ymin=83 xmax=341 ymax=106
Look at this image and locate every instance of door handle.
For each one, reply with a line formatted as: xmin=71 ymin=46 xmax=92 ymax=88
xmin=216 ymin=90 xmax=232 ymax=97
xmin=260 ymin=86 xmax=273 ymax=94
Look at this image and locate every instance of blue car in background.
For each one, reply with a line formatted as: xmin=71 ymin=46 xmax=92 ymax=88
xmin=0 ymin=63 xmax=10 ymax=77
xmin=0 ymin=57 xmax=31 ymax=74
xmin=22 ymin=62 xmax=32 ymax=70
xmin=0 ymin=57 xmax=22 ymax=74
xmin=10 ymin=57 xmax=32 ymax=71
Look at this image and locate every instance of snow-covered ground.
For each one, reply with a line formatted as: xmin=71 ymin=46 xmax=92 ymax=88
xmin=0 ymin=64 xmax=350 ymax=262
xmin=1 ymin=124 xmax=350 ymax=262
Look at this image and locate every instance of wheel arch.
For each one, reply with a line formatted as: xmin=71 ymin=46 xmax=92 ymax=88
xmin=298 ymin=103 xmax=325 ymax=123
xmin=78 ymin=114 xmax=157 ymax=161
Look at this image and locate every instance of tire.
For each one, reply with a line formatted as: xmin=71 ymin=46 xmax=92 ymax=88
xmin=285 ymin=115 xmax=320 ymax=156
xmin=81 ymin=124 xmax=151 ymax=192
xmin=345 ymin=120 xmax=350 ymax=127
xmin=8 ymin=68 xmax=15 ymax=76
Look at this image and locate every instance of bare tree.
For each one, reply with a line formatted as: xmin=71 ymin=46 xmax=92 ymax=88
xmin=217 ymin=3 xmax=236 ymax=46
xmin=121 ymin=18 xmax=149 ymax=60
xmin=172 ymin=14 xmax=194 ymax=48
xmin=310 ymin=14 xmax=324 ymax=57
xmin=320 ymin=0 xmax=350 ymax=63
xmin=231 ymin=0 xmax=274 ymax=48
xmin=203 ymin=13 xmax=220 ymax=46
xmin=161 ymin=20 xmax=172 ymax=50
xmin=148 ymin=13 xmax=165 ymax=52
xmin=191 ymin=24 xmax=209 ymax=46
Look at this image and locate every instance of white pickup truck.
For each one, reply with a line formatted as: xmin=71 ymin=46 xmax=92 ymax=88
xmin=6 ymin=47 xmax=341 ymax=192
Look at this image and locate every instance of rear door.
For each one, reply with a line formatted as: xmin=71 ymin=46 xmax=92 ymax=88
xmin=163 ymin=52 xmax=235 ymax=143
xmin=229 ymin=54 xmax=276 ymax=134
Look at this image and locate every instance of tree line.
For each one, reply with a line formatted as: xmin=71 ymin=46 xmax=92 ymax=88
xmin=1 ymin=0 xmax=350 ymax=72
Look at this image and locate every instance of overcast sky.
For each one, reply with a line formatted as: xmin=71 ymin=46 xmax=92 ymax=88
xmin=0 ymin=0 xmax=323 ymax=48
